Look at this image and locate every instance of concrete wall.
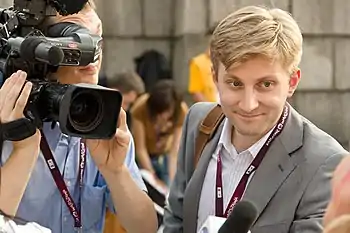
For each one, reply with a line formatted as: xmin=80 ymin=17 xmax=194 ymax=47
xmin=0 ymin=0 xmax=349 ymax=147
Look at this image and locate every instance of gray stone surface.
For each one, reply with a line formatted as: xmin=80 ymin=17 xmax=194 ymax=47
xmin=0 ymin=0 xmax=11 ymax=8
xmin=172 ymin=35 xmax=210 ymax=91
xmin=292 ymin=0 xmax=350 ymax=34
xmin=94 ymin=0 xmax=104 ymax=16
xmin=333 ymin=0 xmax=350 ymax=34
xmin=103 ymin=38 xmax=171 ymax=77
xmin=209 ymin=0 xmax=289 ymax=26
xmin=298 ymin=38 xmax=333 ymax=90
xmin=174 ymin=0 xmax=207 ymax=35
xmin=334 ymin=39 xmax=350 ymax=90
xmin=101 ymin=0 xmax=142 ymax=36
xmin=144 ymin=0 xmax=173 ymax=36
xmin=292 ymin=92 xmax=350 ymax=143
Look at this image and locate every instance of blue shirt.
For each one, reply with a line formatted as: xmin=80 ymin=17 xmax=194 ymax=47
xmin=1 ymin=122 xmax=147 ymax=233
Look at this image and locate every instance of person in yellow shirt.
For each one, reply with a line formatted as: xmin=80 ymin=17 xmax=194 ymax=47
xmin=188 ymin=25 xmax=218 ymax=102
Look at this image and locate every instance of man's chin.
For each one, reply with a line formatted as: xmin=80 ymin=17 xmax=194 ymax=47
xmin=233 ymin=122 xmax=270 ymax=137
xmin=74 ymin=75 xmax=99 ymax=85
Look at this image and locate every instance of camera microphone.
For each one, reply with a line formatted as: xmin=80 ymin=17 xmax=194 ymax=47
xmin=8 ymin=32 xmax=101 ymax=67
xmin=218 ymin=200 xmax=258 ymax=233
xmin=8 ymin=37 xmax=64 ymax=66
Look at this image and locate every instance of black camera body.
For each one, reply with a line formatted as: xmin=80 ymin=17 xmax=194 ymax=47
xmin=0 ymin=0 xmax=123 ymax=139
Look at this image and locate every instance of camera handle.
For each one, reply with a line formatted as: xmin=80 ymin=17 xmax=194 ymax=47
xmin=0 ymin=118 xmax=37 ymax=141
xmin=0 ymin=118 xmax=37 ymax=163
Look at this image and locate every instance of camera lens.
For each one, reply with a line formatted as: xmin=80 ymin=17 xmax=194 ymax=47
xmin=68 ymin=91 xmax=104 ymax=133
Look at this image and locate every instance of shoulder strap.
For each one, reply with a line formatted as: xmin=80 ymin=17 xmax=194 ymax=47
xmin=194 ymin=104 xmax=225 ymax=168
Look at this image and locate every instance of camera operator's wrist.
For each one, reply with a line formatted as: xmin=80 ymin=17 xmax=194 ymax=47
xmin=98 ymin=164 xmax=127 ymax=179
xmin=12 ymin=142 xmax=40 ymax=155
xmin=12 ymin=130 xmax=41 ymax=153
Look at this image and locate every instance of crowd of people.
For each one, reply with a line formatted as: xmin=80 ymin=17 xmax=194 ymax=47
xmin=1 ymin=1 xmax=350 ymax=233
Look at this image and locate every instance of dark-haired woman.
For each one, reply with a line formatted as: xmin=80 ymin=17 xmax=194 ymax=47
xmin=131 ymin=80 xmax=188 ymax=186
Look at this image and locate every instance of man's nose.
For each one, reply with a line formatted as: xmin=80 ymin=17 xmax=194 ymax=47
xmin=238 ymin=89 xmax=259 ymax=113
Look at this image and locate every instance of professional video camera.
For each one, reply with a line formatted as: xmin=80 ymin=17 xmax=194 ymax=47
xmin=0 ymin=0 xmax=122 ymax=140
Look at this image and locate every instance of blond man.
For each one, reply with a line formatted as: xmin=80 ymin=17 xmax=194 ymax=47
xmin=163 ymin=6 xmax=348 ymax=233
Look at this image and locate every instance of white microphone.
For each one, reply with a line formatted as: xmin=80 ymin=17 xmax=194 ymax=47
xmin=198 ymin=200 xmax=258 ymax=233
xmin=198 ymin=216 xmax=227 ymax=233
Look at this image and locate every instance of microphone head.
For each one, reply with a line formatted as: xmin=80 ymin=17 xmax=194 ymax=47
xmin=20 ymin=37 xmax=45 ymax=62
xmin=47 ymin=46 xmax=64 ymax=66
xmin=218 ymin=200 xmax=258 ymax=233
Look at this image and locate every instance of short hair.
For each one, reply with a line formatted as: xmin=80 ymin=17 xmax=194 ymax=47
xmin=210 ymin=6 xmax=303 ymax=74
xmin=147 ymin=80 xmax=183 ymax=123
xmin=108 ymin=71 xmax=145 ymax=95
xmin=206 ymin=22 xmax=219 ymax=36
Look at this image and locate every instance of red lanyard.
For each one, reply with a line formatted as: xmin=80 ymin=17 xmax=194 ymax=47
xmin=40 ymin=131 xmax=86 ymax=230
xmin=215 ymin=105 xmax=290 ymax=218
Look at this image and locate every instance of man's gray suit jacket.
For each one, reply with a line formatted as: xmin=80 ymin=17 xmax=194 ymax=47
xmin=163 ymin=102 xmax=348 ymax=233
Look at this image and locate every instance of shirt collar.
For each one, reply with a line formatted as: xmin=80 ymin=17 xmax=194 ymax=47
xmin=217 ymin=118 xmax=233 ymax=154
xmin=217 ymin=118 xmax=275 ymax=158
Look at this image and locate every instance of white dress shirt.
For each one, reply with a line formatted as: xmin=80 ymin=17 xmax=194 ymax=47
xmin=197 ymin=118 xmax=274 ymax=231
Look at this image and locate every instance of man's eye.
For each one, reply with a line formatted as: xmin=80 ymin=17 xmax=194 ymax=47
xmin=260 ymin=81 xmax=273 ymax=88
xmin=232 ymin=80 xmax=242 ymax=87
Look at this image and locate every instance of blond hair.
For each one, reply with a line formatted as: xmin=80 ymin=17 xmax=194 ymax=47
xmin=210 ymin=6 xmax=303 ymax=74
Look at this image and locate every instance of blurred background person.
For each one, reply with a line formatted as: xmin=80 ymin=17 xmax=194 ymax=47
xmin=107 ymin=71 xmax=145 ymax=128
xmin=188 ymin=24 xmax=218 ymax=103
xmin=130 ymin=80 xmax=188 ymax=187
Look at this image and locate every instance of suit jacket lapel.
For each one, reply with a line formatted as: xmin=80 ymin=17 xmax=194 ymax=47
xmin=183 ymin=123 xmax=224 ymax=233
xmin=243 ymin=106 xmax=305 ymax=223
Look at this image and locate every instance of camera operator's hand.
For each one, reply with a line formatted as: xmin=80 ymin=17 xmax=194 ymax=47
xmin=0 ymin=70 xmax=41 ymax=150
xmin=86 ymin=108 xmax=130 ymax=174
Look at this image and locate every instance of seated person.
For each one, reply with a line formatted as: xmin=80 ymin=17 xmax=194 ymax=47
xmin=130 ymin=80 xmax=188 ymax=186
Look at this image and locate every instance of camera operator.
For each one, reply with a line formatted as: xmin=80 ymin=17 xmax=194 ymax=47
xmin=0 ymin=1 xmax=158 ymax=233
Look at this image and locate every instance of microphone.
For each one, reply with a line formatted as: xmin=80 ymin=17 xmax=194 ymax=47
xmin=8 ymin=32 xmax=102 ymax=67
xmin=8 ymin=37 xmax=64 ymax=66
xmin=218 ymin=200 xmax=258 ymax=233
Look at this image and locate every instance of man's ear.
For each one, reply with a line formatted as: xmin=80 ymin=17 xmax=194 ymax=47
xmin=212 ymin=66 xmax=218 ymax=85
xmin=288 ymin=69 xmax=301 ymax=97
